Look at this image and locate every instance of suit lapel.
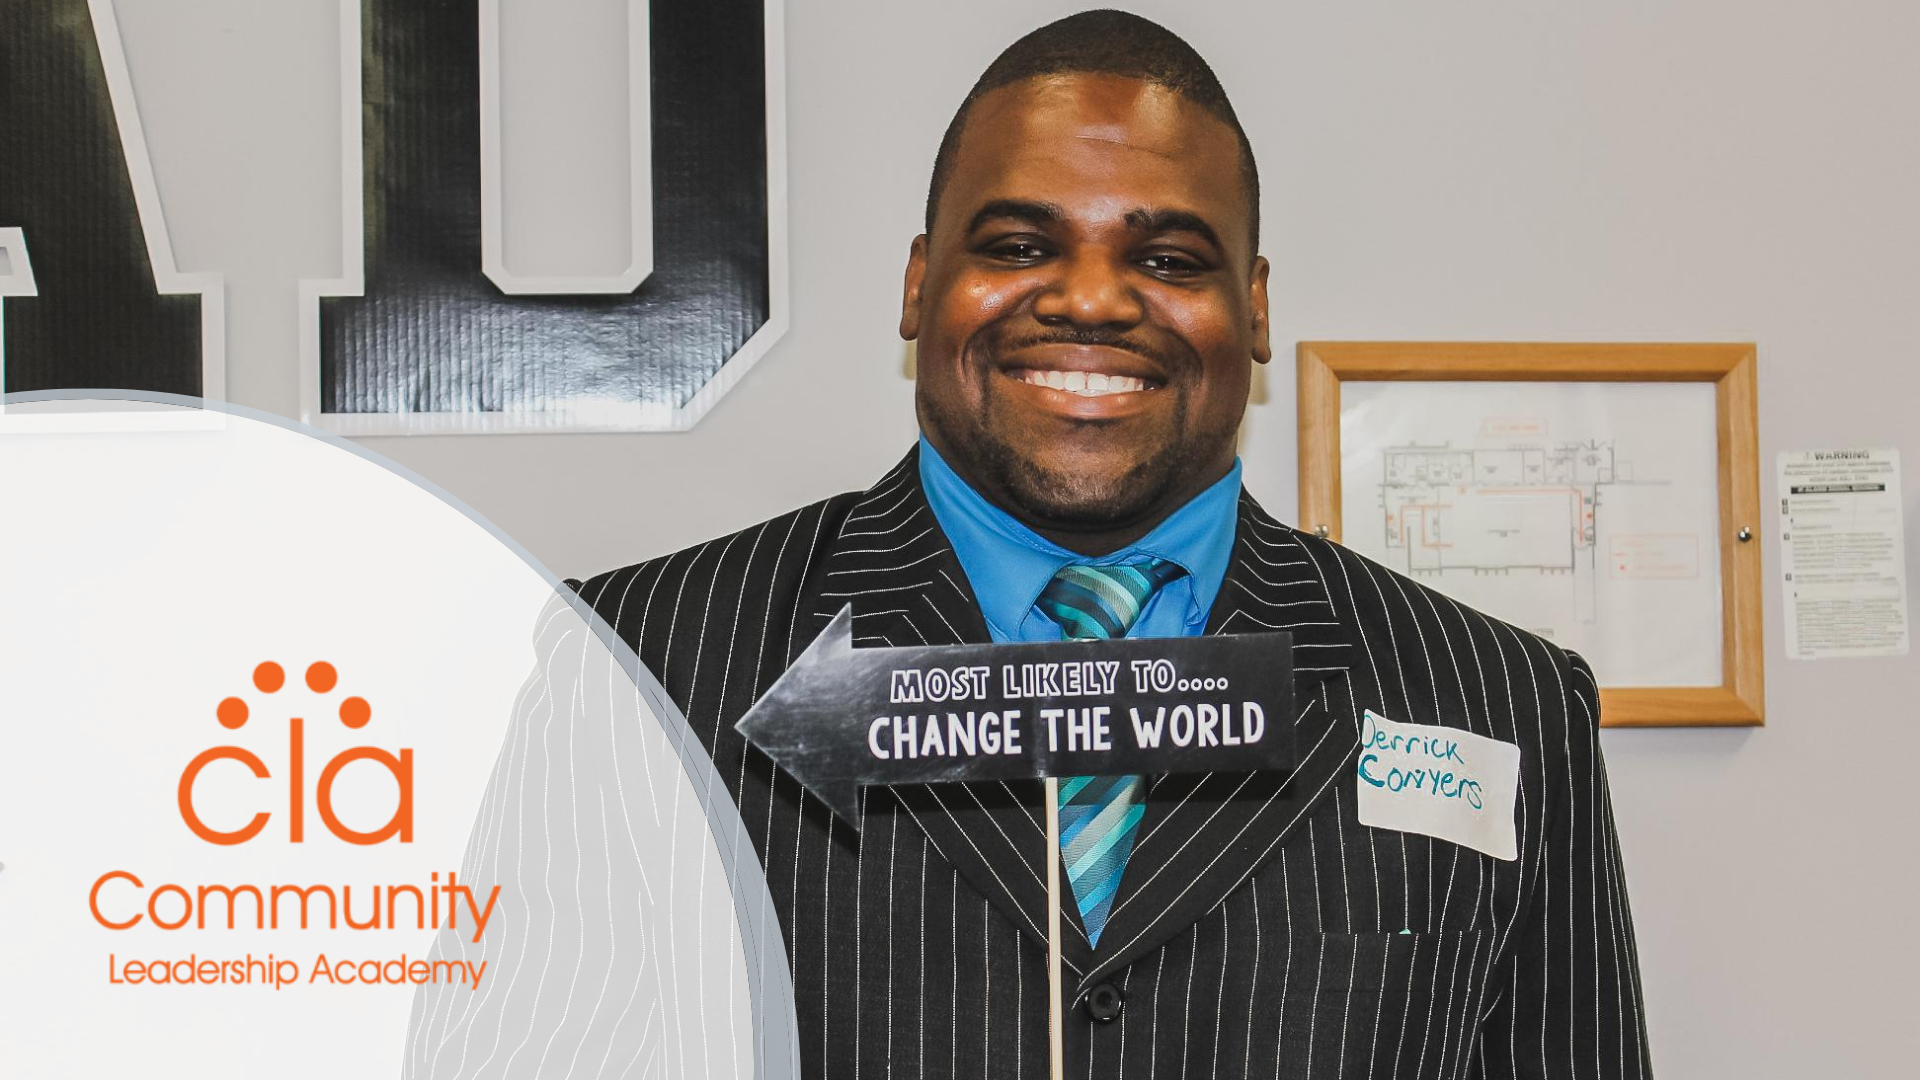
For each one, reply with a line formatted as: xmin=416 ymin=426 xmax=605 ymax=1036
xmin=1075 ymin=494 xmax=1362 ymax=992
xmin=803 ymin=449 xmax=1099 ymax=977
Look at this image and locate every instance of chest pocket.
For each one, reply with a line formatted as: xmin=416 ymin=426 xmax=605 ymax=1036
xmin=1287 ymin=930 xmax=1486 ymax=997
xmin=1267 ymin=931 xmax=1499 ymax=1078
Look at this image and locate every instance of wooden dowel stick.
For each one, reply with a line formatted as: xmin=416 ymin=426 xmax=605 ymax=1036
xmin=1046 ymin=776 xmax=1065 ymax=1080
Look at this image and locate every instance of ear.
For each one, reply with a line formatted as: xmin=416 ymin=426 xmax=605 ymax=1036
xmin=899 ymin=234 xmax=929 ymax=340
xmin=1249 ymin=255 xmax=1272 ymax=364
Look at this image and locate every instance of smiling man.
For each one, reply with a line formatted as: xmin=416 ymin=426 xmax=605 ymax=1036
xmin=412 ymin=10 xmax=1652 ymax=1078
xmin=906 ymin=38 xmax=1266 ymax=562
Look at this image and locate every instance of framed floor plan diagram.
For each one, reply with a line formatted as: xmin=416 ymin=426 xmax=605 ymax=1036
xmin=1298 ymin=342 xmax=1763 ymax=727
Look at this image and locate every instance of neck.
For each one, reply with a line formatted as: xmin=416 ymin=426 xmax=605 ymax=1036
xmin=933 ymin=445 xmax=1235 ymax=558
xmin=1023 ymin=508 xmax=1180 ymax=558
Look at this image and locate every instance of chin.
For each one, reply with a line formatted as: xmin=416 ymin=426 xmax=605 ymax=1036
xmin=995 ymin=447 xmax=1175 ymax=528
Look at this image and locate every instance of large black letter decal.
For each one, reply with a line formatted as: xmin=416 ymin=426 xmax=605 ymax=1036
xmin=0 ymin=0 xmax=220 ymax=399
xmin=311 ymin=0 xmax=786 ymax=433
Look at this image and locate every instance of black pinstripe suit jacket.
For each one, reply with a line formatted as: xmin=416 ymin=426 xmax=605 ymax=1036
xmin=422 ymin=447 xmax=1652 ymax=1079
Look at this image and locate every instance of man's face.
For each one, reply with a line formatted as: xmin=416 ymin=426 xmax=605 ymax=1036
xmin=903 ymin=73 xmax=1270 ymax=542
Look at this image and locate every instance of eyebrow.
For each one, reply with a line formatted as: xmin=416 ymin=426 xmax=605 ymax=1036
xmin=965 ymin=199 xmax=1067 ymax=234
xmin=1124 ymin=208 xmax=1225 ymax=254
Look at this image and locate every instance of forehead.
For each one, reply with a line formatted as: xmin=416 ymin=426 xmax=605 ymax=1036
xmin=940 ymin=73 xmax=1251 ymax=251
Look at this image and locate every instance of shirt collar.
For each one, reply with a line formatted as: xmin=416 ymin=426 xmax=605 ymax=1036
xmin=918 ymin=436 xmax=1240 ymax=640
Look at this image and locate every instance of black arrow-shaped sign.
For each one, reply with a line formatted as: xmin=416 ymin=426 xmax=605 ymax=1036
xmin=737 ymin=606 xmax=1297 ymax=822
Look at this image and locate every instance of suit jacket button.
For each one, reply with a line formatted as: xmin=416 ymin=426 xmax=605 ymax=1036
xmin=1083 ymin=982 xmax=1125 ymax=1023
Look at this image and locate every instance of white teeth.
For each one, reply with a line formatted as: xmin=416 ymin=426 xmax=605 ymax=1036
xmin=1017 ymin=370 xmax=1151 ymax=395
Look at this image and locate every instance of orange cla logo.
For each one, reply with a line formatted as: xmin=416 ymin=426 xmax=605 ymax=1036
xmin=178 ymin=662 xmax=412 ymax=846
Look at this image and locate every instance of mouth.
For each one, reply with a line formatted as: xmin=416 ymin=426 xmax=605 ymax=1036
xmin=1004 ymin=368 xmax=1159 ymax=397
xmin=992 ymin=342 xmax=1169 ymax=412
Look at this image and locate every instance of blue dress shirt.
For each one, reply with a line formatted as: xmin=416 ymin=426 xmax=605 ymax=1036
xmin=918 ymin=436 xmax=1240 ymax=644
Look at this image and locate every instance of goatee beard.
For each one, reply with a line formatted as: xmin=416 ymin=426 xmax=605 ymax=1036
xmin=965 ymin=427 xmax=1191 ymax=531
xmin=926 ymin=379 xmax=1225 ymax=543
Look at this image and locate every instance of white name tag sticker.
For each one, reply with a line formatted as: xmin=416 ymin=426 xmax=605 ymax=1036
xmin=1356 ymin=709 xmax=1521 ymax=861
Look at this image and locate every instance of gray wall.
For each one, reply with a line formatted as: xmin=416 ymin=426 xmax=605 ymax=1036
xmin=104 ymin=1 xmax=1919 ymax=1073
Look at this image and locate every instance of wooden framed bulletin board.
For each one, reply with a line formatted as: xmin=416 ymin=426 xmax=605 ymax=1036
xmin=1297 ymin=341 xmax=1763 ymax=727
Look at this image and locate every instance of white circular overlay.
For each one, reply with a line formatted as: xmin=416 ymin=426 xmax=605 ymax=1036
xmin=0 ymin=395 xmax=796 ymax=1079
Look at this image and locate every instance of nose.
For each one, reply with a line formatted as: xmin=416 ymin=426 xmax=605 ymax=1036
xmin=1031 ymin=250 xmax=1144 ymax=330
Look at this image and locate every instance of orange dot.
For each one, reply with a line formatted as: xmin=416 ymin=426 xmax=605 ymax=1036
xmin=216 ymin=696 xmax=249 ymax=729
xmin=306 ymin=662 xmax=337 ymax=693
xmin=339 ymin=696 xmax=371 ymax=729
xmin=253 ymin=662 xmax=284 ymax=693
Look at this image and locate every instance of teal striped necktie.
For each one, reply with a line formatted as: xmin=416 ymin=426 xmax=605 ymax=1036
xmin=1036 ymin=559 xmax=1188 ymax=945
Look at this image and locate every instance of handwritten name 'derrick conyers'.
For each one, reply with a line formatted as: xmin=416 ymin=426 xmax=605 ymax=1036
xmin=1353 ymin=708 xmax=1523 ymax=862
xmin=1358 ymin=709 xmax=1481 ymax=807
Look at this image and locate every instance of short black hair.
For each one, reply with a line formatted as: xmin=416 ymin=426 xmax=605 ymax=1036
xmin=924 ymin=10 xmax=1259 ymax=250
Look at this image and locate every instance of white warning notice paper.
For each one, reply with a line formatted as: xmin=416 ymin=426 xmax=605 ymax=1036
xmin=1779 ymin=448 xmax=1910 ymax=659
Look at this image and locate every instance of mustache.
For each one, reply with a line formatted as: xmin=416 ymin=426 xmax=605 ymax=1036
xmin=986 ymin=327 xmax=1178 ymax=371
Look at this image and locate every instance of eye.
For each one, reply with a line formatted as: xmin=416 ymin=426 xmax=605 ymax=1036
xmin=984 ymin=238 xmax=1052 ymax=265
xmin=1138 ymin=251 xmax=1206 ymax=277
